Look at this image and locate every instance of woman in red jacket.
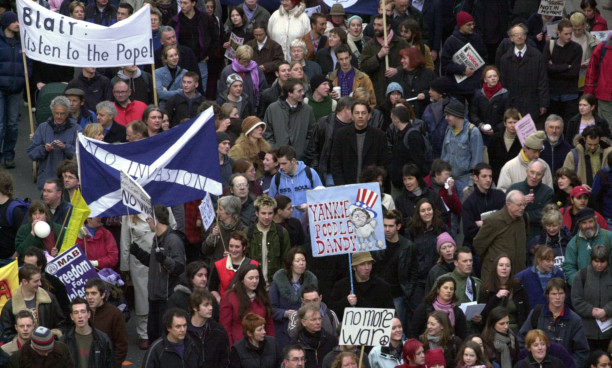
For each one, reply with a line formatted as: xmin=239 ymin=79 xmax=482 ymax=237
xmin=220 ymin=263 xmax=274 ymax=345
xmin=76 ymin=217 xmax=119 ymax=269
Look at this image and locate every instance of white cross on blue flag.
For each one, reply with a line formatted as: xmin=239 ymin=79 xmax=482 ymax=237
xmin=77 ymin=108 xmax=222 ymax=217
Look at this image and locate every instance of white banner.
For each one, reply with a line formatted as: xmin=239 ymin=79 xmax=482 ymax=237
xmin=198 ymin=193 xmax=215 ymax=231
xmin=452 ymin=43 xmax=485 ymax=83
xmin=17 ymin=0 xmax=153 ymax=67
xmin=538 ymin=0 xmax=564 ymax=16
xmin=120 ymin=170 xmax=154 ymax=219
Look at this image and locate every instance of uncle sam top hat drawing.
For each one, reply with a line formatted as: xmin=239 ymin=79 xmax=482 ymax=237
xmin=348 ymin=188 xmax=379 ymax=219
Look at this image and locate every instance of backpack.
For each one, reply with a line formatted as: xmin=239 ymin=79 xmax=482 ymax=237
xmin=6 ymin=198 xmax=30 ymax=227
xmin=246 ymin=222 xmax=285 ymax=247
xmin=403 ymin=119 xmax=434 ymax=174
xmin=274 ymin=167 xmax=314 ymax=190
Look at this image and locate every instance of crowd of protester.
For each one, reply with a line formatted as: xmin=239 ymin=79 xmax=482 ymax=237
xmin=3 ymin=0 xmax=612 ymax=367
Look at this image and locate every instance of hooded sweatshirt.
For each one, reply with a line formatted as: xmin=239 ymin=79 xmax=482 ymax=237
xmin=268 ymin=161 xmax=323 ymax=220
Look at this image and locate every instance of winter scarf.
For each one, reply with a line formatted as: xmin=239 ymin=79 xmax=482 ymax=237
xmin=483 ymin=82 xmax=503 ymax=100
xmin=232 ymin=58 xmax=261 ymax=100
xmin=433 ymin=296 xmax=456 ymax=325
xmin=493 ymin=331 xmax=514 ymax=368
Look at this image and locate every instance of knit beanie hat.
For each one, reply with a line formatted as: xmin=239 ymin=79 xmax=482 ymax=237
xmin=524 ymin=131 xmax=546 ymax=150
xmin=31 ymin=327 xmax=55 ymax=352
xmin=436 ymin=232 xmax=456 ymax=253
xmin=425 ymin=348 xmax=446 ymax=367
xmin=456 ymin=11 xmax=474 ymax=28
xmin=310 ymin=74 xmax=330 ymax=93
xmin=386 ymin=82 xmax=404 ymax=97
xmin=241 ymin=116 xmax=266 ymax=136
xmin=1 ymin=11 xmax=18 ymax=28
xmin=444 ymin=99 xmax=466 ymax=118
xmin=430 ymin=77 xmax=451 ymax=96
xmin=226 ymin=73 xmax=244 ymax=89
xmin=217 ymin=131 xmax=230 ymax=144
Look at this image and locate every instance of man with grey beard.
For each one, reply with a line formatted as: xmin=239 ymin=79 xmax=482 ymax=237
xmin=540 ymin=114 xmax=572 ymax=174
xmin=562 ymin=208 xmax=612 ymax=286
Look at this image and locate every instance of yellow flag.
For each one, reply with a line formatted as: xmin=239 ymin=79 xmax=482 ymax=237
xmin=0 ymin=260 xmax=19 ymax=310
xmin=60 ymin=189 xmax=91 ymax=254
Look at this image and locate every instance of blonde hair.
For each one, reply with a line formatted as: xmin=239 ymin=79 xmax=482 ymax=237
xmin=235 ymin=45 xmax=254 ymax=62
xmin=570 ymin=12 xmax=587 ymax=29
xmin=353 ymin=87 xmax=371 ymax=101
xmin=83 ymin=123 xmax=104 ymax=139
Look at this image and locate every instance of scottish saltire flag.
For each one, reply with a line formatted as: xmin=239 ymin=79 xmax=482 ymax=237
xmin=77 ymin=108 xmax=222 ymax=217
xmin=233 ymin=0 xmax=378 ymax=16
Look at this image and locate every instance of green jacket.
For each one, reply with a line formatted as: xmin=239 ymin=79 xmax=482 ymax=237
xmin=438 ymin=268 xmax=482 ymax=305
xmin=247 ymin=223 xmax=290 ymax=283
xmin=15 ymin=222 xmax=65 ymax=256
xmin=563 ymin=226 xmax=612 ymax=285
xmin=359 ymin=35 xmax=409 ymax=105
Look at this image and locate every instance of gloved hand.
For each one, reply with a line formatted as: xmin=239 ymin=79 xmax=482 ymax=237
xmin=129 ymin=242 xmax=140 ymax=255
xmin=155 ymin=247 xmax=166 ymax=262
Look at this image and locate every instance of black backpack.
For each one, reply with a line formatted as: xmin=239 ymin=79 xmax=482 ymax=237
xmin=403 ymin=119 xmax=434 ymax=174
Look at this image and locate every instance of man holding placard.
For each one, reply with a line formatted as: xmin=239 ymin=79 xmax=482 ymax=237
xmin=329 ymin=252 xmax=393 ymax=320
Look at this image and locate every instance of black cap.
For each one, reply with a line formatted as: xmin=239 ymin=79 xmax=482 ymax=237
xmin=576 ymin=208 xmax=596 ymax=223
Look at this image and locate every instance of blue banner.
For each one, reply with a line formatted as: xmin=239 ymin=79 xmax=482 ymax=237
xmin=45 ymin=246 xmax=99 ymax=301
xmin=77 ymin=108 xmax=222 ymax=217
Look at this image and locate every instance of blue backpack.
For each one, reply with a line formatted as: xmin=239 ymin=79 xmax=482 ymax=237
xmin=6 ymin=198 xmax=30 ymax=227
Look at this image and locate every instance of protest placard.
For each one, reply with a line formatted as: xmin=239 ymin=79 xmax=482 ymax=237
xmin=304 ymin=5 xmax=321 ymax=17
xmin=340 ymin=308 xmax=395 ymax=346
xmin=452 ymin=43 xmax=485 ymax=83
xmin=17 ymin=0 xmax=153 ymax=67
xmin=591 ymin=30 xmax=611 ymax=42
xmin=307 ymin=183 xmax=385 ymax=257
xmin=515 ymin=114 xmax=537 ymax=147
xmin=546 ymin=22 xmax=559 ymax=39
xmin=225 ymin=32 xmax=245 ymax=60
xmin=199 ymin=192 xmax=215 ymax=231
xmin=538 ymin=0 xmax=564 ymax=16
xmin=120 ymin=170 xmax=154 ymax=219
xmin=46 ymin=246 xmax=99 ymax=300
xmin=0 ymin=261 xmax=18 ymax=310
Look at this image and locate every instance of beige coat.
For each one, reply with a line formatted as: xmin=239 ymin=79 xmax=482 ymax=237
xmin=563 ymin=136 xmax=612 ymax=185
xmin=497 ymin=152 xmax=553 ymax=192
xmin=473 ymin=206 xmax=527 ymax=279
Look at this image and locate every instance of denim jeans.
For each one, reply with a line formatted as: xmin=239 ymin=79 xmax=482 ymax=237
xmin=0 ymin=91 xmax=21 ymax=161
xmin=198 ymin=61 xmax=208 ymax=93
xmin=393 ymin=296 xmax=406 ymax=331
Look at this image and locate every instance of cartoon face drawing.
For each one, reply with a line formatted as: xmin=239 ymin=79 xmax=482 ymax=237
xmin=350 ymin=208 xmax=370 ymax=228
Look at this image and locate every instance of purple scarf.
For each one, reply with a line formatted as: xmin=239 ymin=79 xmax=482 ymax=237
xmin=231 ymin=58 xmax=260 ymax=100
xmin=433 ymin=296 xmax=456 ymax=325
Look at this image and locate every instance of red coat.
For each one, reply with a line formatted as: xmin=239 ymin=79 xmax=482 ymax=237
xmin=76 ymin=226 xmax=119 ymax=269
xmin=592 ymin=12 xmax=608 ymax=31
xmin=560 ymin=206 xmax=611 ymax=231
xmin=585 ymin=41 xmax=612 ymax=102
xmin=220 ymin=291 xmax=275 ymax=346
xmin=213 ymin=257 xmax=259 ymax=297
xmin=424 ymin=174 xmax=462 ymax=227
xmin=114 ymin=100 xmax=147 ymax=126
xmin=184 ymin=200 xmax=202 ymax=244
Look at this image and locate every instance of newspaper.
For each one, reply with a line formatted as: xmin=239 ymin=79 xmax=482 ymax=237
xmin=224 ymin=32 xmax=244 ymax=60
xmin=452 ymin=43 xmax=485 ymax=83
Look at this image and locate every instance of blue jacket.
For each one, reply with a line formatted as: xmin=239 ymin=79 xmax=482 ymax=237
xmin=515 ymin=266 xmax=565 ymax=308
xmin=592 ymin=165 xmax=612 ymax=218
xmin=518 ymin=303 xmax=589 ymax=368
xmin=76 ymin=107 xmax=98 ymax=130
xmin=27 ymin=118 xmax=80 ymax=190
xmin=541 ymin=138 xmax=572 ymax=175
xmin=268 ymin=161 xmax=322 ymax=220
xmin=441 ymin=120 xmax=484 ymax=179
xmin=440 ymin=29 xmax=488 ymax=95
xmin=0 ymin=30 xmax=30 ymax=93
xmin=422 ymin=97 xmax=453 ymax=158
xmin=155 ymin=66 xmax=187 ymax=106
xmin=85 ymin=3 xmax=117 ymax=26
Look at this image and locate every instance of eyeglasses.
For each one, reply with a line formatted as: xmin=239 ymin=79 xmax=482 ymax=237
xmin=234 ymin=183 xmax=248 ymax=188
xmin=290 ymin=357 xmax=306 ymax=362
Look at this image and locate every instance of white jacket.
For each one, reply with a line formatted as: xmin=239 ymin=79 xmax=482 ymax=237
xmin=267 ymin=2 xmax=311 ymax=61
xmin=497 ymin=152 xmax=553 ymax=192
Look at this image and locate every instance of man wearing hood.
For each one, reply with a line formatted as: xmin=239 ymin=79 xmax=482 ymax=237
xmin=165 ymin=72 xmax=205 ymax=127
xmin=268 ymin=145 xmax=322 ymax=221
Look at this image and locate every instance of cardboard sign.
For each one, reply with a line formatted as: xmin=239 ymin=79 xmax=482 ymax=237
xmin=304 ymin=5 xmax=321 ymax=18
xmin=224 ymin=32 xmax=244 ymax=60
xmin=46 ymin=246 xmax=99 ymax=300
xmin=515 ymin=114 xmax=537 ymax=147
xmin=120 ymin=170 xmax=154 ymax=219
xmin=198 ymin=193 xmax=215 ymax=231
xmin=451 ymin=43 xmax=485 ymax=83
xmin=538 ymin=0 xmax=564 ymax=16
xmin=340 ymin=308 xmax=395 ymax=346
xmin=307 ymin=183 xmax=385 ymax=257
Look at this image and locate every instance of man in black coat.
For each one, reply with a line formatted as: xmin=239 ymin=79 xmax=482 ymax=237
xmin=329 ymin=100 xmax=389 ymax=185
xmin=290 ymin=304 xmax=338 ymax=368
xmin=96 ymin=101 xmax=126 ymax=143
xmin=440 ymin=11 xmax=488 ymax=104
xmin=142 ymin=308 xmax=204 ymax=368
xmin=257 ymin=62 xmax=291 ymax=118
xmin=329 ymin=252 xmax=394 ymax=320
xmin=499 ymin=23 xmax=549 ymax=125
xmin=165 ymin=72 xmax=205 ymax=127
xmin=187 ymin=290 xmax=228 ymax=368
